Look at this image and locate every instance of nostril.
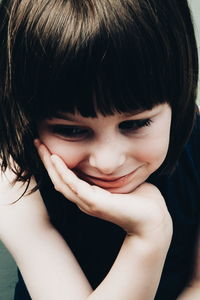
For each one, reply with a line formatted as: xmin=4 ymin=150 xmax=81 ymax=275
xmin=88 ymin=153 xmax=126 ymax=174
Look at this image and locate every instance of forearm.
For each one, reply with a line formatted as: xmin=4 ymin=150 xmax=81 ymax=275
xmin=8 ymin=226 xmax=92 ymax=300
xmin=89 ymin=218 xmax=172 ymax=300
xmin=1 ymin=219 xmax=92 ymax=300
xmin=31 ymin=141 xmax=173 ymax=299
xmin=1 ymin=203 xmax=171 ymax=300
xmin=0 ymin=174 xmax=92 ymax=300
xmin=2 ymin=216 xmax=171 ymax=300
xmin=14 ymin=222 xmax=171 ymax=300
xmin=0 ymin=170 xmax=172 ymax=299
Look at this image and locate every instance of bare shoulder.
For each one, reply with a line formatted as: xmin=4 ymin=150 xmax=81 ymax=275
xmin=0 ymin=167 xmax=50 ymax=245
xmin=0 ymin=166 xmax=48 ymax=217
xmin=0 ymin=166 xmax=30 ymax=205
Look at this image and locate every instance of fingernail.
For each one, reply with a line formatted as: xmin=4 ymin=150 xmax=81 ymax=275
xmin=51 ymin=154 xmax=58 ymax=163
xmin=34 ymin=139 xmax=41 ymax=148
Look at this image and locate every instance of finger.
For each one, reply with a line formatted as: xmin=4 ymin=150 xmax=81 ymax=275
xmin=35 ymin=141 xmax=106 ymax=212
xmin=37 ymin=144 xmax=56 ymax=176
xmin=34 ymin=138 xmax=41 ymax=149
xmin=51 ymin=154 xmax=93 ymax=194
xmin=50 ymin=154 xmax=112 ymax=208
xmin=35 ymin=143 xmax=86 ymax=204
xmin=35 ymin=143 xmax=73 ymax=197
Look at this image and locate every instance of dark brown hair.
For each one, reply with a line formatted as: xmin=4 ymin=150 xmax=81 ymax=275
xmin=0 ymin=0 xmax=199 ymax=190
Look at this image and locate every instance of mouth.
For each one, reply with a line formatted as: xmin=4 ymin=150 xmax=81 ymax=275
xmin=75 ymin=167 xmax=141 ymax=189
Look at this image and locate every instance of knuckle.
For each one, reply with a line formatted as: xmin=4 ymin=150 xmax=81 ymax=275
xmin=60 ymin=173 xmax=67 ymax=182
xmin=68 ymin=182 xmax=77 ymax=194
xmin=53 ymin=184 xmax=60 ymax=192
xmin=86 ymin=201 xmax=100 ymax=216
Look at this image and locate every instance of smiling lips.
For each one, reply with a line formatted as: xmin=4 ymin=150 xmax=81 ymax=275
xmin=77 ymin=168 xmax=140 ymax=189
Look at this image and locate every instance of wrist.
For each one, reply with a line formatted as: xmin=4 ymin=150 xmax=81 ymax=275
xmin=126 ymin=213 xmax=173 ymax=251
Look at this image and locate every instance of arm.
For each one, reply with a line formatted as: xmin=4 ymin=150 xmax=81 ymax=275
xmin=0 ymin=169 xmax=92 ymax=300
xmin=0 ymin=159 xmax=172 ymax=300
xmin=88 ymin=221 xmax=172 ymax=300
xmin=176 ymin=226 xmax=200 ymax=300
xmin=34 ymin=144 xmax=173 ymax=300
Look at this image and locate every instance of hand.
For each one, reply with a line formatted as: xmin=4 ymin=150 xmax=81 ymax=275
xmin=35 ymin=140 xmax=172 ymax=240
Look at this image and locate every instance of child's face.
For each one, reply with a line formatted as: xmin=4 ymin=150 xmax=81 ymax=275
xmin=38 ymin=103 xmax=171 ymax=193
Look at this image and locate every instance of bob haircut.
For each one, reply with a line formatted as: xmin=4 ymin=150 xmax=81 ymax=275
xmin=0 ymin=0 xmax=199 ymax=190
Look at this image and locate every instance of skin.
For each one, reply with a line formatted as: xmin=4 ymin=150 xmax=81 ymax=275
xmin=35 ymin=102 xmax=173 ymax=237
xmin=6 ymin=101 xmax=197 ymax=299
xmin=2 ymin=102 xmax=199 ymax=298
xmin=18 ymin=102 xmax=172 ymax=299
xmin=31 ymin=136 xmax=173 ymax=299
xmin=33 ymin=101 xmax=200 ymax=299
xmin=37 ymin=103 xmax=172 ymax=194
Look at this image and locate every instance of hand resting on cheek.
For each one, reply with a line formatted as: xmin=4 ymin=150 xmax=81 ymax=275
xmin=35 ymin=139 xmax=173 ymax=241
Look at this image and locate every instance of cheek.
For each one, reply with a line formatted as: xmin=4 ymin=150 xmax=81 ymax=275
xmin=39 ymin=133 xmax=84 ymax=169
xmin=133 ymin=133 xmax=170 ymax=167
xmin=137 ymin=116 xmax=171 ymax=166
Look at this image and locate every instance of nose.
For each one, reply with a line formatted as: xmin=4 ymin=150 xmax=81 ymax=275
xmin=89 ymin=143 xmax=126 ymax=175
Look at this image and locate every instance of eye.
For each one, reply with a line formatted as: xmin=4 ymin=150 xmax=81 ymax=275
xmin=119 ymin=118 xmax=153 ymax=132
xmin=48 ymin=125 xmax=90 ymax=140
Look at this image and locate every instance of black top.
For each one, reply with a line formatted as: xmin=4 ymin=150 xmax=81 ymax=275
xmin=14 ymin=113 xmax=200 ymax=300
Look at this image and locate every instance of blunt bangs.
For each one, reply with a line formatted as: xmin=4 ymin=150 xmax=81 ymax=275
xmin=8 ymin=0 xmax=178 ymax=119
xmin=0 ymin=0 xmax=198 ymax=186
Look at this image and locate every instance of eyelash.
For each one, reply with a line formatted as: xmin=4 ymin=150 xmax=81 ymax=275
xmin=49 ymin=125 xmax=89 ymax=139
xmin=49 ymin=118 xmax=153 ymax=140
xmin=119 ymin=119 xmax=153 ymax=131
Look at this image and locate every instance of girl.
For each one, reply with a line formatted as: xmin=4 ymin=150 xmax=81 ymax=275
xmin=0 ymin=0 xmax=199 ymax=299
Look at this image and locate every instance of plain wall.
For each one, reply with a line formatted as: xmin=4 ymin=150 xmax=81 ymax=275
xmin=189 ymin=0 xmax=200 ymax=104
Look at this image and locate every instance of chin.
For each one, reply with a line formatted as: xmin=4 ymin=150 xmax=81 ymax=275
xmin=104 ymin=181 xmax=143 ymax=194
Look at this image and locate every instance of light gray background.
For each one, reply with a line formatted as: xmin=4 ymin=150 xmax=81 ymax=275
xmin=0 ymin=1 xmax=200 ymax=299
xmin=189 ymin=0 xmax=200 ymax=104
